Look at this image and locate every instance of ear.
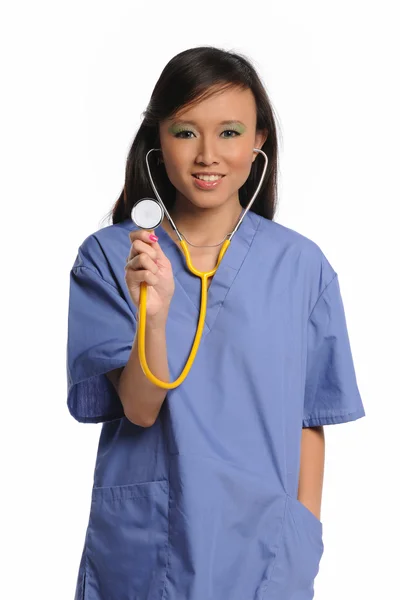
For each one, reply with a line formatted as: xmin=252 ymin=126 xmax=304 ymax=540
xmin=252 ymin=129 xmax=268 ymax=162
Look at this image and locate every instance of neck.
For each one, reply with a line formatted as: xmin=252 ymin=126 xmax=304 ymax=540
xmin=165 ymin=194 xmax=243 ymax=247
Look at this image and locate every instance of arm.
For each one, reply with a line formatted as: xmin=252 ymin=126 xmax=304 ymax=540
xmin=297 ymin=426 xmax=325 ymax=521
xmin=106 ymin=314 xmax=169 ymax=427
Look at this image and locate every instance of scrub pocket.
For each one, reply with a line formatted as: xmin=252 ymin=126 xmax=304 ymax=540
xmin=260 ymin=493 xmax=324 ymax=600
xmin=84 ymin=479 xmax=169 ymax=600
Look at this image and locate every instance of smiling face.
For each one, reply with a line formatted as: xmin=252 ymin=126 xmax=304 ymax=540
xmin=158 ymin=85 xmax=267 ymax=213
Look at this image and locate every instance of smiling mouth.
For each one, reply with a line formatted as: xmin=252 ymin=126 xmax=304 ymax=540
xmin=192 ymin=174 xmax=225 ymax=182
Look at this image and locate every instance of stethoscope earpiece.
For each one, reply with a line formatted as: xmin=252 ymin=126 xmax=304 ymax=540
xmin=130 ymin=147 xmax=268 ymax=390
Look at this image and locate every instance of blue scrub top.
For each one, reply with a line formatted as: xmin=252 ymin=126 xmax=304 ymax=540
xmin=67 ymin=210 xmax=365 ymax=600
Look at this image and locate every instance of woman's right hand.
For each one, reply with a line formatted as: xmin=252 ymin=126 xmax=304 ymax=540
xmin=125 ymin=229 xmax=175 ymax=322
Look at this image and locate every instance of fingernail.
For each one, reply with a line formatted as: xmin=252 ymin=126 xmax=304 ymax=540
xmin=149 ymin=234 xmax=158 ymax=242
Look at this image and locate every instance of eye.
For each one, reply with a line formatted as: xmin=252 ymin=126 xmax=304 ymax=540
xmin=221 ymin=130 xmax=240 ymax=138
xmin=174 ymin=130 xmax=196 ymax=139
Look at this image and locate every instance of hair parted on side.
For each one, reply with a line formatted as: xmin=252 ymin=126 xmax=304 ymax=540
xmin=105 ymin=46 xmax=281 ymax=225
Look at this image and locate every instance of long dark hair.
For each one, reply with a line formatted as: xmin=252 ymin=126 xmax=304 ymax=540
xmin=107 ymin=46 xmax=281 ymax=225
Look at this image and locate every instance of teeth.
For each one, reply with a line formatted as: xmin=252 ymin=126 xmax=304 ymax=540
xmin=195 ymin=174 xmax=222 ymax=182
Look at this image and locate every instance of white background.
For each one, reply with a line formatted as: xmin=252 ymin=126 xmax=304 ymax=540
xmin=1 ymin=1 xmax=398 ymax=598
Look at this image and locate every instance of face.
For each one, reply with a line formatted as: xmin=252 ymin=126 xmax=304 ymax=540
xmin=158 ymin=86 xmax=267 ymax=212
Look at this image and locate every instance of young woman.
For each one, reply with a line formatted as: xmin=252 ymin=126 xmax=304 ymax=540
xmin=67 ymin=46 xmax=365 ymax=600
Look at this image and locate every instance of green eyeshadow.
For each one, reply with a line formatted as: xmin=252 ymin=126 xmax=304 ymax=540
xmin=168 ymin=121 xmax=246 ymax=135
xmin=226 ymin=122 xmax=246 ymax=134
xmin=168 ymin=124 xmax=192 ymax=135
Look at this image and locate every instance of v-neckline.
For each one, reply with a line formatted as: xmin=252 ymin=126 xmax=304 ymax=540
xmin=118 ymin=210 xmax=261 ymax=334
xmin=156 ymin=221 xmax=224 ymax=289
xmin=154 ymin=210 xmax=261 ymax=334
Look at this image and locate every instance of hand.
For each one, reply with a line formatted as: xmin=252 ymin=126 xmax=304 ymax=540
xmin=125 ymin=229 xmax=175 ymax=322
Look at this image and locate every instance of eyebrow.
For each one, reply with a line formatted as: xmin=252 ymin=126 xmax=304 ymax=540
xmin=170 ymin=120 xmax=246 ymax=127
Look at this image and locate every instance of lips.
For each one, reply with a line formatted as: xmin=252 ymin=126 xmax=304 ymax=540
xmin=192 ymin=174 xmax=225 ymax=190
xmin=192 ymin=174 xmax=225 ymax=181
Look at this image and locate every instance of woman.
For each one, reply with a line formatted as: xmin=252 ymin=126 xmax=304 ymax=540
xmin=67 ymin=46 xmax=365 ymax=600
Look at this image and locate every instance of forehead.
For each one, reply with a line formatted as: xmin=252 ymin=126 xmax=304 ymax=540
xmin=169 ymin=86 xmax=257 ymax=125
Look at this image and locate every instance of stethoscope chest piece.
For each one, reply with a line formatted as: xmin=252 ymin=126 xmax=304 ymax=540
xmin=131 ymin=197 xmax=164 ymax=230
xmin=129 ymin=147 xmax=268 ymax=390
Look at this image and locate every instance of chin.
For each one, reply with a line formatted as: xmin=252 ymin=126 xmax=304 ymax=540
xmin=189 ymin=194 xmax=229 ymax=209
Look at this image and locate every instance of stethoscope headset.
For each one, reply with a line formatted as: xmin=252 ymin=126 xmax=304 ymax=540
xmin=130 ymin=147 xmax=268 ymax=389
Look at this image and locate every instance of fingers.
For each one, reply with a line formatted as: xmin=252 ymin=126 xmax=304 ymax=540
xmin=125 ymin=252 xmax=159 ymax=286
xmin=127 ymin=230 xmax=159 ymax=262
xmin=126 ymin=252 xmax=158 ymax=275
xmin=125 ymin=230 xmax=161 ymax=287
xmin=127 ymin=268 xmax=159 ymax=287
xmin=129 ymin=229 xmax=158 ymax=247
xmin=127 ymin=239 xmax=158 ymax=264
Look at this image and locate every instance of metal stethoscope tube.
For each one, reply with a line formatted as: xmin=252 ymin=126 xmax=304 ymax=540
xmin=130 ymin=147 xmax=268 ymax=389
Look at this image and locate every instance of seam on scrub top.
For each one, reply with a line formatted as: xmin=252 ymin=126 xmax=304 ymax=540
xmin=307 ymin=272 xmax=338 ymax=321
xmin=74 ymin=358 xmax=132 ymax=386
xmin=160 ymin=463 xmax=173 ymax=600
xmin=203 ymin=215 xmax=262 ymax=336
xmin=92 ymin=477 xmax=169 ymax=491
xmin=303 ymin=272 xmax=339 ymax=421
xmin=82 ymin=549 xmax=88 ymax=600
xmin=72 ymin=264 xmax=122 ymax=295
xmin=304 ymin=406 xmax=362 ymax=419
xmin=174 ymin=275 xmax=211 ymax=334
xmin=84 ymin=514 xmax=94 ymax=599
xmin=303 ymin=406 xmax=366 ymax=426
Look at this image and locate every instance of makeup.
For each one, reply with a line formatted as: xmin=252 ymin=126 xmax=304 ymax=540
xmin=192 ymin=175 xmax=224 ymax=190
xmin=168 ymin=121 xmax=246 ymax=136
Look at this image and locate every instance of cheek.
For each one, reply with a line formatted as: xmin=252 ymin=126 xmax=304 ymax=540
xmin=163 ymin=158 xmax=188 ymax=194
xmin=227 ymin=152 xmax=254 ymax=185
xmin=226 ymin=142 xmax=254 ymax=168
xmin=162 ymin=152 xmax=182 ymax=185
xmin=162 ymin=146 xmax=190 ymax=181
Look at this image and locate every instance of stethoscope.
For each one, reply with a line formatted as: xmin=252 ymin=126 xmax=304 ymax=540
xmin=130 ymin=147 xmax=268 ymax=389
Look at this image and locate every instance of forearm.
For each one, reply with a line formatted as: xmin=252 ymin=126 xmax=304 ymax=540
xmin=297 ymin=426 xmax=325 ymax=521
xmin=119 ymin=315 xmax=169 ymax=427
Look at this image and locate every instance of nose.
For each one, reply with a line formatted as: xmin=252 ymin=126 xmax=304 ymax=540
xmin=194 ymin=135 xmax=220 ymax=166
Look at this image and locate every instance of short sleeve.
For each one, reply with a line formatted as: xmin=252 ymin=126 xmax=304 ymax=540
xmin=303 ymin=274 xmax=366 ymax=427
xmin=66 ymin=263 xmax=136 ymax=424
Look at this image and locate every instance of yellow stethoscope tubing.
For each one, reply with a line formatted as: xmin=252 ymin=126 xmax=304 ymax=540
xmin=135 ymin=146 xmax=268 ymax=389
xmin=137 ymin=237 xmax=231 ymax=389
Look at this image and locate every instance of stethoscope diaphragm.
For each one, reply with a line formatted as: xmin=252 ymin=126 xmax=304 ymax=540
xmin=129 ymin=147 xmax=268 ymax=390
xmin=131 ymin=197 xmax=164 ymax=230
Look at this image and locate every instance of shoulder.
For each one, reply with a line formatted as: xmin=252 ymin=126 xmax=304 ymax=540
xmin=256 ymin=214 xmax=324 ymax=255
xmin=71 ymin=218 xmax=134 ymax=281
xmin=255 ymin=213 xmax=337 ymax=295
